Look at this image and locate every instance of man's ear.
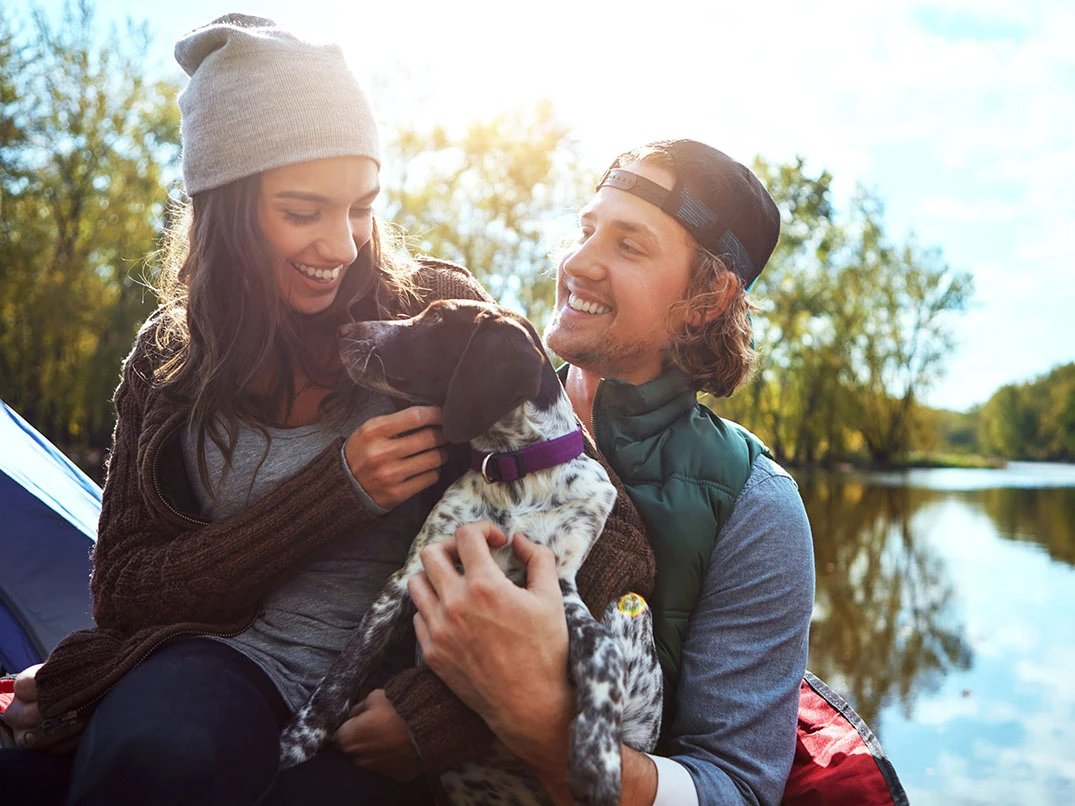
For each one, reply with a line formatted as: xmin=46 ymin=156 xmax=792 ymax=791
xmin=687 ymin=273 xmax=738 ymax=327
xmin=442 ymin=318 xmax=545 ymax=443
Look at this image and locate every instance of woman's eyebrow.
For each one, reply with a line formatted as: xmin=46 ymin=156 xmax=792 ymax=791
xmin=273 ymin=186 xmax=380 ymax=204
xmin=274 ymin=190 xmax=331 ymax=203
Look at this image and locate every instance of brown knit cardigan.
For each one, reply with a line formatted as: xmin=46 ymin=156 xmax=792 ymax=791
xmin=34 ymin=258 xmax=655 ymax=772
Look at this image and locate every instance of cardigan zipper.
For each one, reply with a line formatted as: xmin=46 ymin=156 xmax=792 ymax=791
xmin=152 ymin=426 xmax=208 ymax=526
xmin=44 ymin=426 xmax=251 ymax=735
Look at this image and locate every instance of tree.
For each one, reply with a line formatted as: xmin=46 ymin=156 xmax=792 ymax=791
xmin=0 ymin=0 xmax=180 ymax=464
xmin=381 ymin=100 xmax=590 ymax=327
xmin=741 ymin=156 xmax=842 ymax=464
xmin=838 ymin=191 xmax=974 ymax=463
xmin=717 ymin=172 xmax=973 ymax=466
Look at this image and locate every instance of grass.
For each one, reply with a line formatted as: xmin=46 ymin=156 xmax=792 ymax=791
xmin=876 ymin=452 xmax=1007 ymax=470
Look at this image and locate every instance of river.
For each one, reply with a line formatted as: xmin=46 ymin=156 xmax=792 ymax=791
xmin=792 ymin=461 xmax=1075 ymax=805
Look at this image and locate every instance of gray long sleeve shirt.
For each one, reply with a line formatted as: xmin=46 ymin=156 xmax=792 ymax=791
xmin=664 ymin=454 xmax=814 ymax=805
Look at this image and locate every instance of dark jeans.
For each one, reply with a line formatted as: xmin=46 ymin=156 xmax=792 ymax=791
xmin=0 ymin=639 xmax=435 ymax=805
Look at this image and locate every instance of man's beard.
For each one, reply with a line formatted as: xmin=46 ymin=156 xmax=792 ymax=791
xmin=545 ymin=317 xmax=653 ymax=381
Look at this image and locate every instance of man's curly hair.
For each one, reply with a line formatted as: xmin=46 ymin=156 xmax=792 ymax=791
xmin=667 ymin=247 xmax=759 ymax=397
xmin=615 ymin=144 xmax=760 ymax=397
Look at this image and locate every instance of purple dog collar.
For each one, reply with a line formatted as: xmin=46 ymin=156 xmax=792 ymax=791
xmin=471 ymin=429 xmax=586 ymax=483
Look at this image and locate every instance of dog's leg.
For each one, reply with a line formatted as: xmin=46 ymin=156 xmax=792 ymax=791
xmin=278 ymin=570 xmax=415 ymax=769
xmin=601 ymin=594 xmax=663 ymax=752
xmin=560 ymin=578 xmax=625 ymax=806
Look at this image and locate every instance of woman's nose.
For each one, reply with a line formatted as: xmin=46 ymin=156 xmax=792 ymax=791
xmin=319 ymin=216 xmax=360 ymax=266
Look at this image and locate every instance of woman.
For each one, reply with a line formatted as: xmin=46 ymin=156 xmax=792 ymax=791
xmin=0 ymin=13 xmax=653 ymax=806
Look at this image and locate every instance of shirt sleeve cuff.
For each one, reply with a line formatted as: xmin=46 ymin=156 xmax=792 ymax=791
xmin=648 ymin=754 xmax=699 ymax=806
xmin=340 ymin=443 xmax=390 ymax=515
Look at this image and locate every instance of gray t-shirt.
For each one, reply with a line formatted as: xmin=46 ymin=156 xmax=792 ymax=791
xmin=180 ymin=392 xmax=427 ymax=711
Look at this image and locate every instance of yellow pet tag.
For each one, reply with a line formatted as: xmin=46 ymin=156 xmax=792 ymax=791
xmin=617 ymin=592 xmax=648 ymax=617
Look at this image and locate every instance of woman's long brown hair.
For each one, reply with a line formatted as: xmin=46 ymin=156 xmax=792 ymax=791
xmin=152 ymin=172 xmax=419 ymax=492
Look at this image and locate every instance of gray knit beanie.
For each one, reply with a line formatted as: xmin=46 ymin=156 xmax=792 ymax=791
xmin=175 ymin=13 xmax=380 ymax=196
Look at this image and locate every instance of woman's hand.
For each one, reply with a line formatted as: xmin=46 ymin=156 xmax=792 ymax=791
xmin=408 ymin=523 xmax=575 ymax=795
xmin=2 ymin=664 xmax=43 ymax=749
xmin=344 ymin=406 xmax=448 ymax=509
xmin=334 ymin=689 xmax=423 ymax=781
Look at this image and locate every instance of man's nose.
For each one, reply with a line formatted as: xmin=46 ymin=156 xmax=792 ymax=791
xmin=561 ymin=238 xmax=607 ymax=281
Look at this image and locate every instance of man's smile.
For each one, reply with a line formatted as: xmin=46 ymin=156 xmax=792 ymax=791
xmin=566 ymin=293 xmax=612 ymax=316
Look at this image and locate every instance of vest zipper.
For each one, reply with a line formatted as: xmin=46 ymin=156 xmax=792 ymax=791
xmin=589 ymin=378 xmax=606 ymax=450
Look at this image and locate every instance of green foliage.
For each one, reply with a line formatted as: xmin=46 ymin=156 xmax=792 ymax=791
xmin=917 ymin=406 xmax=982 ymax=456
xmin=838 ymin=193 xmax=974 ymax=463
xmin=724 ymin=157 xmax=845 ymax=465
xmin=717 ymin=160 xmax=973 ymax=465
xmin=381 ymin=100 xmax=590 ymax=327
xmin=0 ymin=0 xmax=180 ymax=460
xmin=977 ymin=363 xmax=1075 ymax=460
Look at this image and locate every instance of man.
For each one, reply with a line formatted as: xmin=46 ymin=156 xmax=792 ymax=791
xmin=407 ymin=140 xmax=816 ymax=805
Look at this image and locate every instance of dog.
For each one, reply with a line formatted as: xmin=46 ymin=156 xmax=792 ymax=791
xmin=278 ymin=299 xmax=663 ymax=805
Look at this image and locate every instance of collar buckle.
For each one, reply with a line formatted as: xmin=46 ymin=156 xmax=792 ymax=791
xmin=480 ymin=450 xmax=527 ymax=483
xmin=472 ymin=428 xmax=585 ymax=485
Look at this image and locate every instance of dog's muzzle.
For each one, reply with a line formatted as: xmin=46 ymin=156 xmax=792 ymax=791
xmin=340 ymin=339 xmax=385 ymax=385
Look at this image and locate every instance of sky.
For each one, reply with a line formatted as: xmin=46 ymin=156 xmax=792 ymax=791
xmin=34 ymin=0 xmax=1075 ymax=412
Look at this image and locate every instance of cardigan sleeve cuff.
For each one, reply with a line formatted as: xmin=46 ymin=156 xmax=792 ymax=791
xmin=339 ymin=443 xmax=390 ymax=515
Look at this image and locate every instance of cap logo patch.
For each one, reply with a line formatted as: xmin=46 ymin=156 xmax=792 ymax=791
xmin=676 ymin=188 xmax=719 ymax=230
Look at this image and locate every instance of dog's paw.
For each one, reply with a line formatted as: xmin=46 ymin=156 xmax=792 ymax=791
xmin=567 ymin=710 xmax=623 ymax=806
xmin=278 ymin=709 xmax=329 ymax=770
xmin=278 ymin=739 xmax=310 ymax=771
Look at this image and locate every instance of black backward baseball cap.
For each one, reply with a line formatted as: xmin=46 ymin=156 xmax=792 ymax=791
xmin=597 ymin=139 xmax=780 ymax=290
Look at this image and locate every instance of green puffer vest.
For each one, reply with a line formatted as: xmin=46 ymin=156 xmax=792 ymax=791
xmin=577 ymin=366 xmax=771 ymax=736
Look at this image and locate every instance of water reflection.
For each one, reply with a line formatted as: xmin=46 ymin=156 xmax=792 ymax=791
xmin=793 ymin=463 xmax=1075 ymax=805
xmin=971 ymin=486 xmax=1075 ymax=566
xmin=796 ymin=476 xmax=973 ymax=732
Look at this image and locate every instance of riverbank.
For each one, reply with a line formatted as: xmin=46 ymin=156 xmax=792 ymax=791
xmin=791 ymin=453 xmax=1008 ymax=473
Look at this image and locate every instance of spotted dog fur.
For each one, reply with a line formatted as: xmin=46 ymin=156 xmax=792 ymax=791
xmin=278 ymin=300 xmax=663 ymax=805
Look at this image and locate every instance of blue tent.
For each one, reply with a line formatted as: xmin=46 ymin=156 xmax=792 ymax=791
xmin=0 ymin=401 xmax=101 ymax=674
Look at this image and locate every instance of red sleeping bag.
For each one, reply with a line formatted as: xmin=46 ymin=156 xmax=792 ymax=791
xmin=0 ymin=676 xmax=14 ymax=714
xmin=783 ymin=671 xmax=909 ymax=805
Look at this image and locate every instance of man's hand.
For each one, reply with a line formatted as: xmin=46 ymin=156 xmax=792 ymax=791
xmin=344 ymin=406 xmax=448 ymax=509
xmin=334 ymin=689 xmax=423 ymax=781
xmin=408 ymin=522 xmax=575 ymax=798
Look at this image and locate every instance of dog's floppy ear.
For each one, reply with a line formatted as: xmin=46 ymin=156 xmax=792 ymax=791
xmin=442 ymin=314 xmax=546 ymax=443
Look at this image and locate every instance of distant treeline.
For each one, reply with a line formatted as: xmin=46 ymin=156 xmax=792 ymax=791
xmin=6 ymin=0 xmax=1060 ymax=480
xmin=924 ymin=363 xmax=1075 ymax=463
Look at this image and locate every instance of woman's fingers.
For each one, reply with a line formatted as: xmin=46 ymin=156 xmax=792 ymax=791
xmin=344 ymin=406 xmax=450 ymax=508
